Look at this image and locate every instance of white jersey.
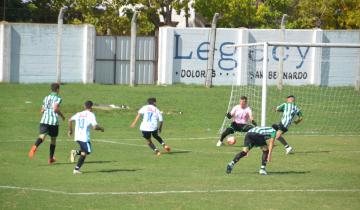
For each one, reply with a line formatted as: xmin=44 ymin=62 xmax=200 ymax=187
xmin=230 ymin=105 xmax=253 ymax=124
xmin=138 ymin=105 xmax=163 ymax=131
xmin=70 ymin=110 xmax=97 ymax=142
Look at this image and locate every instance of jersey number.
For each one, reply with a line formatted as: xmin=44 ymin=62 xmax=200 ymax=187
xmin=78 ymin=118 xmax=85 ymax=129
xmin=46 ymin=100 xmax=52 ymax=109
xmin=147 ymin=112 xmax=153 ymax=122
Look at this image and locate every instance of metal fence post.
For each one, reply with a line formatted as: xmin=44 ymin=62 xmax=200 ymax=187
xmin=205 ymin=13 xmax=219 ymax=88
xmin=277 ymin=14 xmax=287 ymax=90
xmin=130 ymin=12 xmax=137 ymax=87
xmin=56 ymin=7 xmax=66 ymax=84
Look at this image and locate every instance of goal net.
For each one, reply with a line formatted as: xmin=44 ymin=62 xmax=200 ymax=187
xmin=220 ymin=42 xmax=360 ymax=135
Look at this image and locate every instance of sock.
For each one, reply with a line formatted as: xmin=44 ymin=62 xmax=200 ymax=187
xmin=49 ymin=144 xmax=56 ymax=159
xmin=229 ymin=160 xmax=235 ymax=166
xmin=220 ymin=128 xmax=234 ymax=142
xmin=262 ymin=150 xmax=269 ymax=166
xmin=148 ymin=142 xmax=157 ymax=151
xmin=233 ymin=151 xmax=248 ymax=163
xmin=284 ymin=145 xmax=290 ymax=148
xmin=153 ymin=134 xmax=164 ymax=145
xmin=75 ymin=155 xmax=86 ymax=170
xmin=76 ymin=150 xmax=81 ymax=155
xmin=34 ymin=138 xmax=43 ymax=147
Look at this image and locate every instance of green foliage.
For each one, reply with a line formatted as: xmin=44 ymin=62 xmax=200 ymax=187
xmin=288 ymin=0 xmax=360 ymax=29
xmin=194 ymin=0 xmax=360 ymax=29
xmin=3 ymin=0 xmax=360 ymax=35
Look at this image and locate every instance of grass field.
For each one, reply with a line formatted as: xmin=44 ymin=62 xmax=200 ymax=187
xmin=0 ymin=84 xmax=360 ymax=210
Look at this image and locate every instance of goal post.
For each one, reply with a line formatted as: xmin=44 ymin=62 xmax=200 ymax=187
xmin=221 ymin=41 xmax=360 ymax=135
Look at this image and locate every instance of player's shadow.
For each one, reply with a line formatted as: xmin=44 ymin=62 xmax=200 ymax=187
xmin=86 ymin=168 xmax=141 ymax=174
xmin=268 ymin=171 xmax=310 ymax=175
xmin=54 ymin=160 xmax=118 ymax=165
xmin=163 ymin=150 xmax=191 ymax=155
xmin=294 ymin=150 xmax=331 ymax=154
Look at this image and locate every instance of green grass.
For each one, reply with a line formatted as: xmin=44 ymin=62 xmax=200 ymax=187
xmin=0 ymin=84 xmax=360 ymax=210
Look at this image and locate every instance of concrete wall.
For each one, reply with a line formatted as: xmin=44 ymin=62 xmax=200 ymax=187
xmin=157 ymin=27 xmax=360 ymax=86
xmin=0 ymin=22 xmax=95 ymax=83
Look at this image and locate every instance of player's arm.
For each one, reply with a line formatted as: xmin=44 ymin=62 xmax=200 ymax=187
xmin=130 ymin=113 xmax=141 ymax=128
xmin=93 ymin=125 xmax=104 ymax=132
xmin=40 ymin=106 xmax=45 ymax=113
xmin=275 ymin=103 xmax=285 ymax=112
xmin=54 ymin=103 xmax=65 ymax=121
xmin=158 ymin=121 xmax=163 ymax=133
xmin=158 ymin=110 xmax=164 ymax=133
xmin=226 ymin=106 xmax=236 ymax=119
xmin=40 ymin=99 xmax=45 ymax=113
xmin=68 ymin=118 xmax=74 ymax=137
xmin=248 ymin=108 xmax=257 ymax=126
xmin=294 ymin=110 xmax=303 ymax=124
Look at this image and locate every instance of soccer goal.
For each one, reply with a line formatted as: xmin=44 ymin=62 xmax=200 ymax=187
xmin=220 ymin=41 xmax=360 ymax=135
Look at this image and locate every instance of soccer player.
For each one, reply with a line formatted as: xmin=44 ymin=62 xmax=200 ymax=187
xmin=68 ymin=101 xmax=104 ymax=174
xmin=216 ymin=96 xmax=257 ymax=147
xmin=226 ymin=125 xmax=278 ymax=175
xmin=130 ymin=97 xmax=170 ymax=156
xmin=274 ymin=95 xmax=303 ymax=154
xmin=28 ymin=83 xmax=65 ymax=164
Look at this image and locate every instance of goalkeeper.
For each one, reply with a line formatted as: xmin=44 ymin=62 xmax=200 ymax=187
xmin=216 ymin=96 xmax=257 ymax=147
xmin=273 ymin=95 xmax=303 ymax=154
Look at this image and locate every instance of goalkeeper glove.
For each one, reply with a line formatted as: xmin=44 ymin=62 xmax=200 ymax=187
xmin=226 ymin=112 xmax=232 ymax=119
xmin=252 ymin=120 xmax=257 ymax=126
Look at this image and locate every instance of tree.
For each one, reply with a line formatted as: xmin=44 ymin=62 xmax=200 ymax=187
xmin=194 ymin=0 xmax=293 ymax=28
xmin=194 ymin=0 xmax=360 ymax=29
xmin=289 ymin=0 xmax=360 ymax=29
xmin=0 ymin=0 xmax=32 ymax=22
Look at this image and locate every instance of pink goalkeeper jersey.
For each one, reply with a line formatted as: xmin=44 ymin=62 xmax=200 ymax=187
xmin=230 ymin=105 xmax=253 ymax=124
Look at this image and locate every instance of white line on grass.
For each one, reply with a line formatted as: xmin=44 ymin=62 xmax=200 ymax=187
xmin=93 ymin=139 xmax=234 ymax=155
xmin=1 ymin=139 xmax=360 ymax=154
xmin=1 ymin=185 xmax=359 ymax=196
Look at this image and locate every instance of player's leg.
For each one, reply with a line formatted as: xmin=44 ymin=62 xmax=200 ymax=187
xmin=73 ymin=141 xmax=91 ymax=174
xmin=276 ymin=123 xmax=293 ymax=154
xmin=48 ymin=125 xmax=59 ymax=164
xmin=259 ymin=146 xmax=269 ymax=175
xmin=70 ymin=149 xmax=81 ymax=163
xmin=217 ymin=123 xmax=236 ymax=146
xmin=241 ymin=124 xmax=254 ymax=132
xmin=152 ymin=130 xmax=171 ymax=152
xmin=28 ymin=124 xmax=48 ymax=158
xmin=48 ymin=137 xmax=57 ymax=164
xmin=226 ymin=133 xmax=253 ymax=174
xmin=142 ymin=131 xmax=160 ymax=156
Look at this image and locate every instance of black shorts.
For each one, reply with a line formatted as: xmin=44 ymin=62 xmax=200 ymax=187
xmin=243 ymin=133 xmax=267 ymax=149
xmin=39 ymin=123 xmax=59 ymax=137
xmin=230 ymin=122 xmax=254 ymax=132
xmin=142 ymin=130 xmax=160 ymax=139
xmin=77 ymin=141 xmax=92 ymax=154
xmin=277 ymin=122 xmax=288 ymax=134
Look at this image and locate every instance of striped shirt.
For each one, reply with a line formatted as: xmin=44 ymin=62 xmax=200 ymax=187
xmin=40 ymin=92 xmax=62 ymax=125
xmin=248 ymin=127 xmax=276 ymax=138
xmin=276 ymin=102 xmax=302 ymax=128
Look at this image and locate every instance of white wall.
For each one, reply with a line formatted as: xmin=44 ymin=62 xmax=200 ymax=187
xmin=157 ymin=27 xmax=360 ymax=86
xmin=0 ymin=22 xmax=95 ymax=83
xmin=0 ymin=22 xmax=11 ymax=82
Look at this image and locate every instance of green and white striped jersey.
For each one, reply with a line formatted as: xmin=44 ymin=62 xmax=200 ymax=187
xmin=40 ymin=92 xmax=62 ymax=125
xmin=276 ymin=102 xmax=302 ymax=127
xmin=248 ymin=127 xmax=276 ymax=138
